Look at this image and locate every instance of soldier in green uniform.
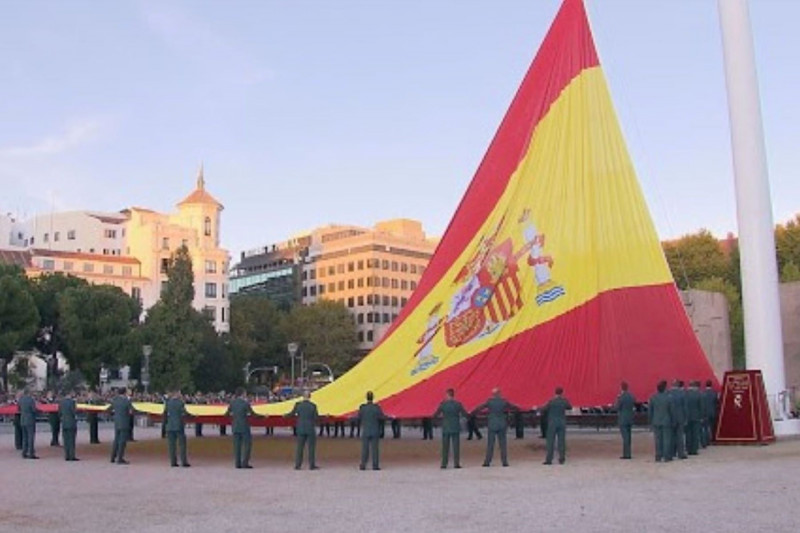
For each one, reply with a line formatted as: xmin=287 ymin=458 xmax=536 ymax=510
xmin=86 ymin=390 xmax=101 ymax=444
xmin=543 ymin=386 xmax=572 ymax=465
xmin=472 ymin=387 xmax=519 ymax=467
xmin=285 ymin=390 xmax=320 ymax=470
xmin=648 ymin=380 xmax=672 ymax=462
xmin=357 ymin=391 xmax=386 ymax=470
xmin=19 ymin=388 xmax=39 ymax=459
xmin=685 ymin=381 xmax=703 ymax=455
xmin=432 ymin=388 xmax=469 ymax=469
xmin=226 ymin=387 xmax=259 ymax=469
xmin=668 ymin=380 xmax=688 ymax=460
xmin=59 ymin=390 xmax=79 ymax=461
xmin=614 ymin=381 xmax=636 ymax=459
xmin=164 ymin=389 xmax=191 ymax=467
xmin=109 ymin=387 xmax=134 ymax=464
xmin=46 ymin=390 xmax=61 ymax=446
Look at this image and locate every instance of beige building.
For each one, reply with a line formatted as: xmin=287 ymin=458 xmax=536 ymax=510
xmin=3 ymin=168 xmax=229 ymax=332
xmin=301 ymin=219 xmax=438 ymax=353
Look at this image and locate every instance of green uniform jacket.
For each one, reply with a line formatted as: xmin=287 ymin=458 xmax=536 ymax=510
xmin=703 ymin=389 xmax=718 ymax=419
xmin=58 ymin=398 xmax=77 ymax=430
xmin=19 ymin=395 xmax=37 ymax=426
xmin=544 ymin=396 xmax=572 ymax=428
xmin=288 ymin=400 xmax=318 ymax=436
xmin=614 ymin=391 xmax=636 ymax=426
xmin=668 ymin=387 xmax=687 ymax=425
xmin=686 ymin=388 xmax=703 ymax=421
xmin=648 ymin=391 xmax=672 ymax=427
xmin=111 ymin=395 xmax=133 ymax=430
xmin=473 ymin=396 xmax=517 ymax=431
xmin=433 ymin=399 xmax=469 ymax=435
xmin=226 ymin=398 xmax=255 ymax=434
xmin=164 ymin=398 xmax=189 ymax=432
xmin=358 ymin=402 xmax=386 ymax=438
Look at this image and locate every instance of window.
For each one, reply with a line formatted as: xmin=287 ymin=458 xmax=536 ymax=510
xmin=391 ymin=313 xmax=398 ymax=322
xmin=366 ymin=277 xmax=373 ymax=287
xmin=301 ymin=287 xmax=308 ymax=297
xmin=205 ymin=260 xmax=217 ymax=274
xmin=309 ymin=269 xmax=316 ymax=280
xmin=382 ymin=295 xmax=390 ymax=306
xmin=337 ymin=281 xmax=345 ymax=291
xmin=347 ymin=297 xmax=355 ymax=308
xmin=410 ymin=264 xmax=417 ymax=274
xmin=43 ymin=233 xmax=49 ymax=243
xmin=357 ymin=295 xmax=364 ymax=306
xmin=382 ymin=277 xmax=389 ymax=288
xmin=357 ymin=331 xmax=364 ymax=342
xmin=319 ymin=284 xmax=326 ymax=295
xmin=132 ymin=287 xmax=141 ymax=302
xmin=366 ymin=313 xmax=373 ymax=324
xmin=383 ymin=313 xmax=390 ymax=324
xmin=83 ymin=263 xmax=94 ymax=273
xmin=391 ymin=296 xmax=398 ymax=307
xmin=401 ymin=263 xmax=408 ymax=273
xmin=302 ymin=270 xmax=308 ymax=281
xmin=347 ymin=279 xmax=354 ymax=289
xmin=30 ymin=236 xmax=35 ymax=245
xmin=391 ymin=261 xmax=398 ymax=272
xmin=162 ymin=237 xmax=169 ymax=250
xmin=357 ymin=260 xmax=364 ymax=270
xmin=103 ymin=265 xmax=114 ymax=275
xmin=328 ymin=266 xmax=335 ymax=276
xmin=357 ymin=277 xmax=364 ymax=288
xmin=123 ymin=266 xmax=132 ymax=277
xmin=221 ymin=307 xmax=227 ymax=323
xmin=204 ymin=217 xmax=212 ymax=236
xmin=309 ymin=286 xmax=317 ymax=297
xmin=381 ymin=260 xmax=389 ymax=270
xmin=357 ymin=313 xmax=364 ymax=325
xmin=337 ymin=264 xmax=345 ymax=274
xmin=42 ymin=259 xmax=55 ymax=270
xmin=366 ymin=295 xmax=373 ymax=305
xmin=205 ymin=282 xmax=217 ymax=298
xmin=367 ymin=331 xmax=374 ymax=342
xmin=401 ymin=297 xmax=408 ymax=307
xmin=391 ymin=278 xmax=399 ymax=289
xmin=410 ymin=281 xmax=417 ymax=290
xmin=328 ymin=282 xmax=335 ymax=293
xmin=160 ymin=258 xmax=169 ymax=274
xmin=105 ymin=229 xmax=117 ymax=239
xmin=401 ymin=280 xmax=408 ymax=290
xmin=348 ymin=262 xmax=354 ymax=272
xmin=203 ymin=306 xmax=216 ymax=320
xmin=67 ymin=230 xmax=76 ymax=240
xmin=318 ymin=268 xmax=326 ymax=279
xmin=54 ymin=231 xmax=60 ymax=242
xmin=63 ymin=261 xmax=73 ymax=272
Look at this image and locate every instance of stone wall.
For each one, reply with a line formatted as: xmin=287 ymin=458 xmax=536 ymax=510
xmin=681 ymin=289 xmax=732 ymax=380
xmin=779 ymin=281 xmax=800 ymax=391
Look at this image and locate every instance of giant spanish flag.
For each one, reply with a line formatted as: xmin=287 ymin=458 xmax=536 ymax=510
xmin=246 ymin=0 xmax=717 ymax=418
xmin=97 ymin=0 xmax=716 ymax=420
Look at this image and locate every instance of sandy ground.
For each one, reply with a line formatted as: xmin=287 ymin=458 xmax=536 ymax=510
xmin=1 ymin=424 xmax=799 ymax=533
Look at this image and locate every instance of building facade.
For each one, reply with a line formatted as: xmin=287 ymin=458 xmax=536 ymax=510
xmin=232 ymin=219 xmax=437 ymax=353
xmin=1 ymin=169 xmax=230 ymax=332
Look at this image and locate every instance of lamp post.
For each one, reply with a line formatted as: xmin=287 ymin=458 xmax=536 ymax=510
xmin=99 ymin=365 xmax=109 ymax=394
xmin=142 ymin=345 xmax=152 ymax=395
xmin=287 ymin=342 xmax=299 ymax=389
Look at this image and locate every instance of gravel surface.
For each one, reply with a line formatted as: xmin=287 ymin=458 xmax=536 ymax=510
xmin=1 ymin=425 xmax=798 ymax=533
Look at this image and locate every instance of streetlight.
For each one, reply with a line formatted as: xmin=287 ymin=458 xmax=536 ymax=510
xmin=287 ymin=342 xmax=299 ymax=388
xmin=142 ymin=345 xmax=152 ymax=395
xmin=100 ymin=365 xmax=109 ymax=393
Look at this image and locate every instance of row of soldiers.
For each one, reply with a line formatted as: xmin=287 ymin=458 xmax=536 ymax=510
xmin=11 ymin=380 xmax=717 ymax=469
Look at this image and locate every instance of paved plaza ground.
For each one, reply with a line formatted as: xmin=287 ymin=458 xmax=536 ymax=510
xmin=1 ymin=424 xmax=799 ymax=532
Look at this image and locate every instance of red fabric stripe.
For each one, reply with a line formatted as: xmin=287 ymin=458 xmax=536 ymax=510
xmin=379 ymin=283 xmax=717 ymax=417
xmin=378 ymin=0 xmax=600 ymax=343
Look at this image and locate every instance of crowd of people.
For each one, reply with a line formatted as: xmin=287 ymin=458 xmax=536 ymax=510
xmin=2 ymin=379 xmax=719 ymax=470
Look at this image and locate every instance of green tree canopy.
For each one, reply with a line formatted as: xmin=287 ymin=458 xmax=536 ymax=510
xmin=780 ymin=261 xmax=800 ymax=283
xmin=775 ymin=214 xmax=800 ymax=272
xmin=31 ymin=273 xmax=88 ymax=358
xmin=663 ymin=230 xmax=729 ymax=289
xmin=229 ymin=295 xmax=286 ymax=372
xmin=0 ymin=275 xmax=40 ymax=359
xmin=58 ymin=284 xmax=141 ymax=385
xmin=280 ymin=300 xmax=357 ymax=377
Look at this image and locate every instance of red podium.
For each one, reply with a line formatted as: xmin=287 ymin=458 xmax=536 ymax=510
xmin=715 ymin=370 xmax=775 ymax=444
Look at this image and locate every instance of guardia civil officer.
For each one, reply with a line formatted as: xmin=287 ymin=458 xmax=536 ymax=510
xmin=472 ymin=387 xmax=519 ymax=467
xmin=285 ymin=390 xmax=319 ymax=470
xmin=226 ymin=387 xmax=260 ymax=469
xmin=543 ymin=386 xmax=572 ymax=465
xmin=686 ymin=381 xmax=703 ymax=455
xmin=432 ymin=388 xmax=469 ymax=469
xmin=86 ymin=390 xmax=101 ymax=444
xmin=702 ymin=380 xmax=718 ymax=445
xmin=19 ymin=388 xmax=39 ymax=459
xmin=648 ymin=381 xmax=672 ymax=462
xmin=668 ymin=380 xmax=688 ymax=460
xmin=164 ymin=389 xmax=191 ymax=467
xmin=59 ymin=390 xmax=79 ymax=461
xmin=46 ymin=390 xmax=61 ymax=447
xmin=614 ymin=381 xmax=636 ymax=459
xmin=109 ymin=387 xmax=134 ymax=464
xmin=357 ymin=391 xmax=386 ymax=470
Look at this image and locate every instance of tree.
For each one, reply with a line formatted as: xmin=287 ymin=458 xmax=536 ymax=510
xmin=140 ymin=245 xmax=204 ymax=392
xmin=775 ymin=213 xmax=800 ymax=272
xmin=280 ymin=300 xmax=358 ymax=376
xmin=780 ymin=261 xmax=800 ymax=283
xmin=229 ymin=295 xmax=287 ymax=376
xmin=58 ymin=284 xmax=141 ymax=385
xmin=694 ymin=277 xmax=745 ymax=370
xmin=662 ymin=230 xmax=729 ymax=289
xmin=30 ymin=273 xmax=88 ymax=360
xmin=0 ymin=275 xmax=40 ymax=389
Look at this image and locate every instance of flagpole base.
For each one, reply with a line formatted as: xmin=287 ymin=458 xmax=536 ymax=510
xmin=773 ymin=419 xmax=800 ymax=437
